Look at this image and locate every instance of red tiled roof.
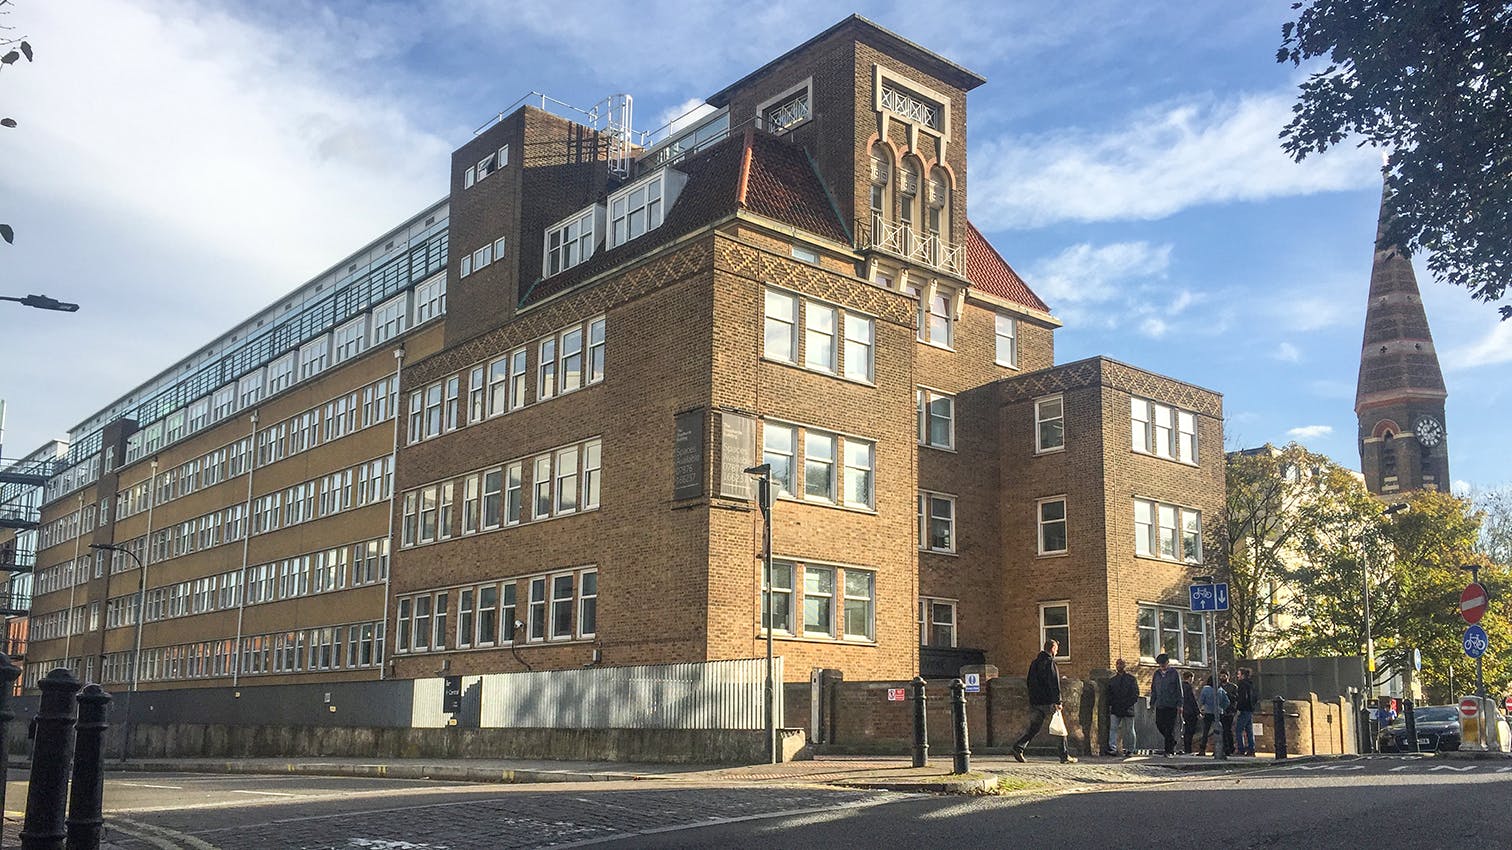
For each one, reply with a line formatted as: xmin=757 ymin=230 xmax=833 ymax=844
xmin=739 ymin=132 xmax=851 ymax=245
xmin=965 ymin=221 xmax=1049 ymax=314
xmin=521 ymin=130 xmax=848 ymax=307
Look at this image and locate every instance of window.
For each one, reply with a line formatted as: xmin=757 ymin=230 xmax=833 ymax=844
xmin=1131 ymin=397 xmax=1198 ymax=463
xmin=922 ymin=289 xmax=952 ymax=347
xmin=1139 ymin=603 xmax=1207 ymax=665
xmin=550 ymin=574 xmax=574 ymax=640
xmin=478 ymin=584 xmax=499 ymax=645
xmin=538 ymin=337 xmax=556 ymax=400
xmin=509 ymin=347 xmax=528 ymax=409
xmin=802 ymin=566 xmax=834 ymax=638
xmin=528 ymin=577 xmax=547 ymax=641
xmin=533 ymin=455 xmax=552 ymax=519
xmin=424 ymin=383 xmax=443 ymax=439
xmin=762 ymin=85 xmax=811 ymax=133
xmin=1040 ymin=603 xmax=1070 ymax=659
xmin=583 ymin=441 xmax=601 ymax=510
xmin=762 ymin=562 xmax=793 ymax=634
xmin=1134 ymin=498 xmax=1202 ymax=563
xmin=842 ymin=570 xmax=874 ymax=641
xmin=267 ymin=353 xmax=296 ymax=396
xmin=482 ymin=468 xmax=502 ymax=529
xmin=995 ymin=313 xmax=1018 ymax=368
xmin=763 ymin=289 xmax=797 ymax=363
xmin=791 ymin=244 xmax=820 ymax=264
xmin=444 ymin=377 xmax=460 ymax=432
xmin=587 ymin=317 xmax=607 ymax=384
xmin=1035 ymin=396 xmax=1064 ymax=453
xmin=1037 ymin=497 xmax=1067 ymax=555
xmin=842 ymin=440 xmax=873 ymax=509
xmin=804 ymin=303 xmax=836 ymax=373
xmin=462 ymin=474 xmax=480 ymax=535
xmin=607 ymin=171 xmax=670 ymax=248
xmin=414 ymin=275 xmax=446 ymax=325
xmin=921 ymin=598 xmax=956 ymax=647
xmin=843 ymin=314 xmax=873 ymax=382
xmin=298 ymin=335 xmax=329 ymax=381
xmin=763 ymin=423 xmax=795 ymax=497
xmin=803 ymin=431 xmax=835 ymax=503
xmin=918 ymin=492 xmax=955 ymax=553
xmin=504 ymin=461 xmax=523 ymax=525
xmin=917 ymin=389 xmax=954 ymax=449
xmin=544 ymin=207 xmax=598 ymax=276
xmin=554 ymin=446 xmax=579 ymax=514
xmin=371 ymin=294 xmax=408 ymax=345
xmin=468 ymin=366 xmax=485 ymax=423
xmin=560 ymin=327 xmax=583 ymax=392
xmin=578 ymin=570 xmax=597 ymax=638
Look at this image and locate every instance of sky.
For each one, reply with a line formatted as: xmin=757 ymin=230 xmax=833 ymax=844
xmin=0 ymin=1 xmax=1508 ymax=490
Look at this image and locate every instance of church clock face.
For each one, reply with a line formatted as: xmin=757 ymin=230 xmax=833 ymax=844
xmin=1413 ymin=415 xmax=1444 ymax=447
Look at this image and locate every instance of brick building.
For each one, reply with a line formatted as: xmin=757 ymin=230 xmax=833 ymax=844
xmin=5 ymin=15 xmax=1222 ymax=694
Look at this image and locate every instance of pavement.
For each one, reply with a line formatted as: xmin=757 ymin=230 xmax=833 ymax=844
xmin=9 ymin=748 xmax=1308 ymax=796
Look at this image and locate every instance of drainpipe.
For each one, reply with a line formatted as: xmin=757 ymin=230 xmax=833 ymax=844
xmin=231 ymin=411 xmax=259 ymax=686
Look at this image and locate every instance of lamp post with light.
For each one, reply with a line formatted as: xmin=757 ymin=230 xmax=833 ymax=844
xmin=745 ymin=462 xmax=776 ymax=764
xmin=0 ymin=294 xmax=79 ymax=312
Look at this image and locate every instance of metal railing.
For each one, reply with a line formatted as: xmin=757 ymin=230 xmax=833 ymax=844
xmin=0 ymin=590 xmax=31 ymax=614
xmin=858 ymin=214 xmax=965 ymax=277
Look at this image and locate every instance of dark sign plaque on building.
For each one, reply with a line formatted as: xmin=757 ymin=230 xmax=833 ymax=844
xmin=673 ymin=408 xmax=706 ymax=501
xmin=718 ymin=412 xmax=756 ymax=500
xmin=442 ymin=675 xmax=463 ymax=714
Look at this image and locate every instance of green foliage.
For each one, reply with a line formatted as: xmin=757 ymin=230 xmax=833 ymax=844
xmin=1278 ymin=1 xmax=1512 ymax=318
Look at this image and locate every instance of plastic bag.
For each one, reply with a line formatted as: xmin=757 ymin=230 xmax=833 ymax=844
xmin=1048 ymin=707 xmax=1068 ymax=737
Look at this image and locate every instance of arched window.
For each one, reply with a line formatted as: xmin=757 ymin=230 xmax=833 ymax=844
xmin=869 ymin=144 xmax=891 ymax=225
xmin=899 ymin=160 xmax=920 ymax=229
xmin=927 ymin=167 xmax=950 ymax=241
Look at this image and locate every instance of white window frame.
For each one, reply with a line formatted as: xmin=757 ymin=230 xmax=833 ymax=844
xmin=1037 ymin=496 xmax=1068 ymax=555
xmin=920 ymin=597 xmax=957 ymax=648
xmin=1039 ymin=601 xmax=1071 ymax=660
xmin=1138 ymin=602 xmax=1208 ymax=665
xmin=413 ymin=274 xmax=446 ymax=325
xmin=757 ymin=77 xmax=813 ymax=134
xmin=371 ymin=293 xmax=409 ymax=345
xmin=1134 ymin=498 xmax=1203 ymax=564
xmin=842 ymin=313 xmax=874 ymax=383
xmin=917 ymin=388 xmax=955 ymax=450
xmin=918 ymin=491 xmax=955 ymax=554
xmin=995 ymin=313 xmax=1019 ymax=368
xmin=1035 ymin=395 xmax=1065 ymax=454
xmin=763 ymin=288 xmax=798 ymax=363
xmin=803 ymin=302 xmax=837 ymax=374
xmin=543 ymin=205 xmax=600 ymax=277
xmin=333 ymin=316 xmax=367 ymax=364
xmin=841 ymin=569 xmax=875 ymax=641
xmin=607 ymin=170 xmax=674 ymax=249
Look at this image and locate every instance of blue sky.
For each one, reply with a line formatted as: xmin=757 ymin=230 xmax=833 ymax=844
xmin=2 ymin=1 xmax=1508 ymax=489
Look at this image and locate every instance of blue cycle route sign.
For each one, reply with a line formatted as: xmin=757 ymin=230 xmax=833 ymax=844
xmin=1189 ymin=583 xmax=1230 ymax=612
xmin=1463 ymin=624 xmax=1489 ymax=659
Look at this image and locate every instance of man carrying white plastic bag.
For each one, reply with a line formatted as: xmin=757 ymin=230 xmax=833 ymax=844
xmin=1012 ymin=638 xmax=1076 ymax=763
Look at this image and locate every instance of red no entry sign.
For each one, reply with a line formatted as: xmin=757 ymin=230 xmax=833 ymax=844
xmin=1505 ymin=695 xmax=1512 ymax=714
xmin=1460 ymin=696 xmax=1480 ymax=718
xmin=1460 ymin=582 xmax=1489 ymax=625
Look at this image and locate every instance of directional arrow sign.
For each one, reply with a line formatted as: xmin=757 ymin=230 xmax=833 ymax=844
xmin=1464 ymin=624 xmax=1489 ymax=659
xmin=1461 ymin=582 xmax=1489 ymax=625
xmin=1215 ymin=584 xmax=1229 ymax=611
xmin=1189 ymin=583 xmax=1230 ymax=612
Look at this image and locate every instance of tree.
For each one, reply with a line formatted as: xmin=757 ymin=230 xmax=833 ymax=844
xmin=1278 ymin=1 xmax=1512 ymax=318
xmin=0 ymin=0 xmax=33 ymax=246
xmin=1215 ymin=444 xmax=1365 ymax=659
xmin=1470 ymin=485 xmax=1512 ymax=566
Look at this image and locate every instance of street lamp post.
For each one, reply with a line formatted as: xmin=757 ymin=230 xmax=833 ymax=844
xmin=1364 ymin=502 xmax=1410 ymax=704
xmin=0 ymin=294 xmax=79 ymax=312
xmin=89 ymin=543 xmax=146 ymax=692
xmin=745 ymin=462 xmax=776 ymax=764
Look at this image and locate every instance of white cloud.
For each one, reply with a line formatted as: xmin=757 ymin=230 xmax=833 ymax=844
xmin=969 ymin=91 xmax=1380 ymax=229
xmin=1274 ymin=342 xmax=1302 ymax=363
xmin=1139 ymin=317 xmax=1169 ymax=339
xmin=1444 ymin=320 xmax=1512 ymax=370
xmin=1025 ymin=241 xmax=1172 ymax=306
xmin=1286 ymin=425 xmax=1334 ymax=440
xmin=1453 ymin=479 xmax=1473 ymax=497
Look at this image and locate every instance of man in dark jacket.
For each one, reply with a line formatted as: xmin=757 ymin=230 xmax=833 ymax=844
xmin=1149 ymin=653 xmax=1182 ymax=756
xmin=1180 ymin=670 xmax=1200 ymax=754
xmin=1013 ymin=639 xmax=1075 ymax=763
xmin=1106 ymin=658 xmax=1139 ymax=756
xmin=1234 ymin=667 xmax=1257 ymax=756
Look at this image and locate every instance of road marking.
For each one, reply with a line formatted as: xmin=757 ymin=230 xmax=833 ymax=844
xmin=230 ymin=789 xmax=300 ymax=797
xmin=111 ymin=816 xmax=221 ymax=850
xmin=1428 ymin=765 xmax=1477 ymax=772
xmin=119 ymin=783 xmax=186 ymax=790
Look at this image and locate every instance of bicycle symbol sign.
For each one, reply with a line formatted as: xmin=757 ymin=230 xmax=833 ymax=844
xmin=1463 ymin=624 xmax=1489 ymax=659
xmin=1189 ymin=583 xmax=1229 ymax=612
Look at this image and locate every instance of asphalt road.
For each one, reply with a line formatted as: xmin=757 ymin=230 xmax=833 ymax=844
xmin=4 ymin=756 xmax=1509 ymax=849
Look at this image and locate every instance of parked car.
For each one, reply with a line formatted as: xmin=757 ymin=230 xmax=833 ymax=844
xmin=1377 ymin=705 xmax=1461 ymax=753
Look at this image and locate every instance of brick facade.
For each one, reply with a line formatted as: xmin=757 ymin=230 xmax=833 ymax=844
xmin=13 ymin=15 xmax=1223 ymax=700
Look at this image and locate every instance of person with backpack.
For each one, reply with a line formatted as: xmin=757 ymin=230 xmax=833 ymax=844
xmin=1234 ymin=667 xmax=1257 ymax=756
xmin=1013 ymin=639 xmax=1076 ymax=763
xmin=1219 ymin=670 xmax=1239 ymax=757
xmin=1106 ymin=657 xmax=1139 ymax=756
xmin=1199 ymin=673 xmax=1232 ymax=758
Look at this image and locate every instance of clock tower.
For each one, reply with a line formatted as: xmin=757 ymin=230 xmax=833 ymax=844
xmin=1355 ymin=187 xmax=1449 ymax=495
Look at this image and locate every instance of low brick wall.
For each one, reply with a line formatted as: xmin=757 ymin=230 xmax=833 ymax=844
xmin=117 ymin=724 xmax=803 ymax=765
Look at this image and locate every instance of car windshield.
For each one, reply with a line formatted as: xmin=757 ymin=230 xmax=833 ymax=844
xmin=1390 ymin=706 xmax=1459 ymax=725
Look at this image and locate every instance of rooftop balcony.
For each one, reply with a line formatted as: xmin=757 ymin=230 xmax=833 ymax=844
xmin=858 ymin=214 xmax=965 ymax=279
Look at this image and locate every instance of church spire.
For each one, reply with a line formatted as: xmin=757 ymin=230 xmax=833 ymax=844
xmin=1355 ymin=180 xmax=1449 ymax=494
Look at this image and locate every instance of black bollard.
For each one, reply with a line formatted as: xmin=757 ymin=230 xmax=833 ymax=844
xmin=66 ymin=684 xmax=113 ymax=850
xmin=1403 ymin=698 xmax=1418 ymax=754
xmin=21 ymin=668 xmax=82 ymax=850
xmin=0 ymin=654 xmax=21 ymax=848
xmin=951 ymin=678 xmax=971 ymax=775
xmin=1358 ymin=706 xmax=1375 ymax=754
xmin=1272 ymin=696 xmax=1288 ymax=761
xmin=911 ymin=676 xmax=928 ymax=768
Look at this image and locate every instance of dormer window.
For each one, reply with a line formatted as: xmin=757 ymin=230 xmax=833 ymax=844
xmin=543 ymin=205 xmax=604 ymax=277
xmin=607 ymin=168 xmax=688 ymax=249
xmin=464 ymin=144 xmax=510 ymax=189
xmin=757 ymin=78 xmax=813 ymax=135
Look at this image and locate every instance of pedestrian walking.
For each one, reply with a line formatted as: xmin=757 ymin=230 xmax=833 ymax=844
xmin=1013 ymin=639 xmax=1076 ymax=764
xmin=1149 ymin=653 xmax=1182 ymax=757
xmin=1107 ymin=658 xmax=1139 ymax=756
xmin=1199 ymin=673 xmax=1232 ymax=758
xmin=1180 ymin=670 xmax=1199 ymax=754
xmin=1219 ymin=671 xmax=1238 ymax=756
xmin=1235 ymin=667 xmax=1257 ymax=756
